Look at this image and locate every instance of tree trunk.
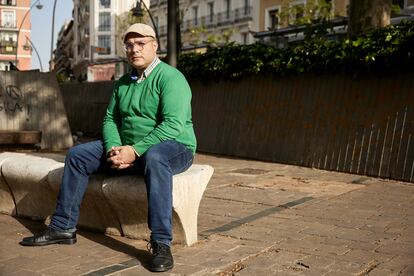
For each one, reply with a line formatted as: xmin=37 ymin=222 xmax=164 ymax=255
xmin=348 ymin=0 xmax=392 ymax=37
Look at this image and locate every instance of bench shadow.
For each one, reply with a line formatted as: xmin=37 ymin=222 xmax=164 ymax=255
xmin=15 ymin=217 xmax=153 ymax=272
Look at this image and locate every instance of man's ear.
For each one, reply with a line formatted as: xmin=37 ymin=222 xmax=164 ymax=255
xmin=152 ymin=40 xmax=158 ymax=52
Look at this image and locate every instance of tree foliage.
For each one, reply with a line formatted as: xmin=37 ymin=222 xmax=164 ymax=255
xmin=177 ymin=21 xmax=414 ymax=81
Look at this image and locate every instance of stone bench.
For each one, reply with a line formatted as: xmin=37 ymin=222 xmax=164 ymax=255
xmin=0 ymin=152 xmax=213 ymax=246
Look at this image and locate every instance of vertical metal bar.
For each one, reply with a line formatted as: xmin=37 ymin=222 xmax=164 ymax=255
xmin=167 ymin=0 xmax=177 ymax=67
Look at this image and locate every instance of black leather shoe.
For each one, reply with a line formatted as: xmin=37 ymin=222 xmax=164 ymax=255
xmin=148 ymin=241 xmax=174 ymax=272
xmin=20 ymin=228 xmax=77 ymax=246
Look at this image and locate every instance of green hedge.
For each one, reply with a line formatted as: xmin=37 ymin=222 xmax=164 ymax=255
xmin=177 ymin=20 xmax=414 ymax=80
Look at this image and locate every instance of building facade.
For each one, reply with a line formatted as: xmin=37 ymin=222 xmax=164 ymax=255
xmin=259 ymin=0 xmax=349 ymax=32
xmin=0 ymin=0 xmax=34 ymax=71
xmin=54 ymin=19 xmax=74 ymax=80
xmin=149 ymin=0 xmax=260 ymax=51
xmin=70 ymin=0 xmax=136 ymax=81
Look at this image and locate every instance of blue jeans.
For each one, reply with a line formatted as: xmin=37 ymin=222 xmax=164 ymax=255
xmin=49 ymin=140 xmax=194 ymax=246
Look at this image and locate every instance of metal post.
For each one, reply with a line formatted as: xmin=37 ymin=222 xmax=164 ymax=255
xmin=167 ymin=0 xmax=177 ymax=67
xmin=24 ymin=35 xmax=43 ymax=71
xmin=50 ymin=0 xmax=58 ymax=71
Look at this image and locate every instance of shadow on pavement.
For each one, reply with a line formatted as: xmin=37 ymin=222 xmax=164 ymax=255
xmin=15 ymin=216 xmax=152 ymax=272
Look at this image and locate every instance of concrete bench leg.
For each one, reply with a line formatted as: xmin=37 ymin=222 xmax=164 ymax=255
xmin=102 ymin=165 xmax=214 ymax=246
xmin=0 ymin=153 xmax=62 ymax=220
xmin=0 ymin=153 xmax=22 ymax=215
xmin=172 ymin=165 xmax=214 ymax=245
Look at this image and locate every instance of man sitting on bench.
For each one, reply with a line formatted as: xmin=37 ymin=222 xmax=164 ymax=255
xmin=20 ymin=23 xmax=197 ymax=273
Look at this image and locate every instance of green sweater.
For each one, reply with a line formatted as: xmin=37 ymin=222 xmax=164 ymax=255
xmin=102 ymin=62 xmax=197 ymax=155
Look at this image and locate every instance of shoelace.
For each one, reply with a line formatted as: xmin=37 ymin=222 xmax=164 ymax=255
xmin=147 ymin=242 xmax=169 ymax=256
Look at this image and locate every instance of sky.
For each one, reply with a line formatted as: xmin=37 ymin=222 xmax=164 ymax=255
xmin=30 ymin=0 xmax=73 ymax=72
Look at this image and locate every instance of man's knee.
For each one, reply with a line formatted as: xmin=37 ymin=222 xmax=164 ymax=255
xmin=66 ymin=144 xmax=84 ymax=161
xmin=143 ymin=148 xmax=167 ymax=167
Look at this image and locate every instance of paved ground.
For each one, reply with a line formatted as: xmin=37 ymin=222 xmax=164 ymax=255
xmin=0 ymin=152 xmax=413 ymax=275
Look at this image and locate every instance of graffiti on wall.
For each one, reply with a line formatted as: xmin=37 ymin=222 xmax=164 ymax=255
xmin=0 ymin=84 xmax=31 ymax=121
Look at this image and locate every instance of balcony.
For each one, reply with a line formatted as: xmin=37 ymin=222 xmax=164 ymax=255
xmin=0 ymin=21 xmax=17 ymax=29
xmin=216 ymin=6 xmax=252 ymax=26
xmin=181 ymin=6 xmax=253 ymax=32
xmin=0 ymin=39 xmax=16 ymax=47
xmin=0 ymin=0 xmax=16 ymax=6
xmin=0 ymin=44 xmax=16 ymax=55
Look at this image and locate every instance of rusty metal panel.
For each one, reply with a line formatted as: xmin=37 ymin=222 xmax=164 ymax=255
xmin=59 ymin=72 xmax=414 ymax=182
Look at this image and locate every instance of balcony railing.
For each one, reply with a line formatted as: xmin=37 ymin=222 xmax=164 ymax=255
xmin=181 ymin=6 xmax=253 ymax=31
xmin=0 ymin=0 xmax=16 ymax=6
xmin=0 ymin=45 xmax=16 ymax=54
xmin=0 ymin=40 xmax=17 ymax=47
xmin=0 ymin=21 xmax=17 ymax=28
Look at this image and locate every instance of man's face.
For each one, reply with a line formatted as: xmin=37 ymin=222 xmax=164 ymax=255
xmin=124 ymin=33 xmax=158 ymax=71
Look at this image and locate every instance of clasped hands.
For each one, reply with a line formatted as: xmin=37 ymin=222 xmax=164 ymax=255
xmin=107 ymin=145 xmax=137 ymax=170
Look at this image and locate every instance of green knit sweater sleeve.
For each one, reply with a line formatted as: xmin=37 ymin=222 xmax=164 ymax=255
xmin=102 ymin=82 xmax=123 ymax=154
xmin=132 ymin=67 xmax=193 ymax=155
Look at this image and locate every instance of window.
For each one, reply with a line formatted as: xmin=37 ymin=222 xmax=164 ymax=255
xmin=242 ymin=33 xmax=248 ymax=44
xmin=225 ymin=0 xmax=231 ymax=19
xmin=0 ymin=0 xmax=16 ymax=6
xmin=99 ymin=0 xmax=110 ymax=9
xmin=244 ymin=0 xmax=250 ymax=15
xmin=0 ymin=31 xmax=16 ymax=42
xmin=99 ymin=12 xmax=111 ymax=31
xmin=208 ymin=2 xmax=214 ymax=23
xmin=0 ymin=31 xmax=16 ymax=54
xmin=98 ymin=35 xmax=111 ymax=55
xmin=269 ymin=9 xmax=280 ymax=29
xmin=265 ymin=6 xmax=280 ymax=30
xmin=1 ymin=10 xmax=16 ymax=28
xmin=289 ymin=0 xmax=306 ymax=24
xmin=192 ymin=6 xmax=198 ymax=26
xmin=0 ymin=61 xmax=11 ymax=71
xmin=392 ymin=0 xmax=405 ymax=9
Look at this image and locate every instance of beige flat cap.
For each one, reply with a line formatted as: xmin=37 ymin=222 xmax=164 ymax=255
xmin=122 ymin=23 xmax=156 ymax=42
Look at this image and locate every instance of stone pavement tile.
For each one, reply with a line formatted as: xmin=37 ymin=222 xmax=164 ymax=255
xmin=218 ymin=248 xmax=308 ymax=276
xmin=298 ymin=221 xmax=338 ymax=237
xmin=368 ymin=268 xmax=401 ymax=276
xmin=199 ymin=196 xmax=272 ymax=219
xmin=322 ymin=237 xmax=380 ymax=252
xmin=9 ymin=269 xmax=44 ymax=275
xmin=385 ymin=222 xmax=410 ymax=235
xmin=399 ymin=264 xmax=414 ymax=276
xmin=375 ymin=255 xmax=412 ymax=275
xmin=300 ymin=254 xmax=336 ymax=270
xmin=0 ymin=256 xmax=33 ymax=275
xmin=204 ymin=185 xmax=308 ymax=206
xmin=276 ymin=236 xmax=350 ymax=257
xmin=375 ymin=242 xmax=414 ymax=256
xmin=394 ymin=233 xmax=414 ymax=244
xmin=323 ymin=271 xmax=354 ymax=276
xmin=37 ymin=264 xmax=84 ymax=276
xmin=325 ymin=259 xmax=366 ymax=274
xmin=110 ymin=265 xmax=154 ymax=276
xmin=247 ymin=215 xmax=309 ymax=234
xmin=327 ymin=227 xmax=377 ymax=243
xmin=339 ymin=248 xmax=394 ymax=264
xmin=219 ymin=224 xmax=306 ymax=243
xmin=198 ymin=214 xmax=244 ymax=237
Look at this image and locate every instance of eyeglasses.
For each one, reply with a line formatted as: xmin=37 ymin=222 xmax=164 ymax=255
xmin=124 ymin=39 xmax=153 ymax=52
